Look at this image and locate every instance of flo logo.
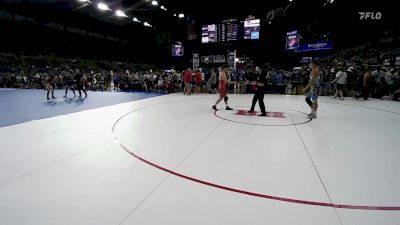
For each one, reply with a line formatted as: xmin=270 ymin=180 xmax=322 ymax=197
xmin=359 ymin=12 xmax=382 ymax=20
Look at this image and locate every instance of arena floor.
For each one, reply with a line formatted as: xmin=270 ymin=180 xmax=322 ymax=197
xmin=1 ymin=91 xmax=399 ymax=225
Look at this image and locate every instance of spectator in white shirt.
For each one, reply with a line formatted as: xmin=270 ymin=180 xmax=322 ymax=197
xmin=157 ymin=77 xmax=164 ymax=91
xmin=331 ymin=67 xmax=347 ymax=100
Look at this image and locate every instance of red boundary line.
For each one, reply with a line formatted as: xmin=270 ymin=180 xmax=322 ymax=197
xmin=111 ymin=101 xmax=400 ymax=211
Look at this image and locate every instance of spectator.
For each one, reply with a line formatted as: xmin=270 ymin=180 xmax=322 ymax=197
xmin=171 ymin=72 xmax=178 ymax=92
xmin=157 ymin=77 xmax=164 ymax=92
xmin=273 ymin=70 xmax=283 ymax=84
xmin=393 ymin=89 xmax=400 ymax=101
xmin=291 ymin=70 xmax=300 ymax=95
xmin=385 ymin=68 xmax=395 ymax=96
xmin=371 ymin=66 xmax=386 ymax=99
xmin=194 ymin=69 xmax=203 ymax=94
xmin=207 ymin=68 xmax=217 ymax=94
xmin=332 ymin=67 xmax=347 ymax=100
xmin=74 ymin=70 xmax=87 ymax=98
xmin=113 ymin=73 xmax=121 ymax=91
xmin=356 ymin=66 xmax=372 ymax=100
xmin=183 ymin=68 xmax=192 ymax=95
xmin=319 ymin=68 xmax=331 ymax=96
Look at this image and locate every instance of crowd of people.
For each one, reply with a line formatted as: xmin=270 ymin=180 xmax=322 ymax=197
xmin=0 ymin=53 xmax=182 ymax=99
xmin=1 ymin=51 xmax=400 ymax=101
xmin=180 ymin=63 xmax=400 ymax=101
xmin=0 ymin=68 xmax=185 ymax=94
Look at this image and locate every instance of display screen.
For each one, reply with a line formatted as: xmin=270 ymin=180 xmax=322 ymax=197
xmin=219 ymin=24 xmax=226 ymax=42
xmin=224 ymin=19 xmax=239 ymax=41
xmin=202 ymin=19 xmax=245 ymax=43
xmin=172 ymin=44 xmax=184 ymax=56
xmin=244 ymin=19 xmax=260 ymax=40
xmin=295 ymin=41 xmax=333 ymax=52
xmin=286 ymin=30 xmax=300 ymax=50
xmin=202 ymin=19 xmax=240 ymax=43
xmin=201 ymin=24 xmax=217 ymax=43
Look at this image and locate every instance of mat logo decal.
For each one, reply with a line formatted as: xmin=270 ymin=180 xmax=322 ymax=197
xmin=235 ymin=110 xmax=286 ymax=118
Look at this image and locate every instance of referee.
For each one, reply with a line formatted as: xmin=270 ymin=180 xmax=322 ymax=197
xmin=248 ymin=66 xmax=267 ymax=117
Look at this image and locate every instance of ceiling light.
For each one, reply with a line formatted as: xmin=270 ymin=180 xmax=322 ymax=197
xmin=151 ymin=0 xmax=158 ymax=6
xmin=97 ymin=3 xmax=111 ymax=11
xmin=178 ymin=13 xmax=184 ymax=18
xmin=115 ymin=10 xmax=127 ymax=17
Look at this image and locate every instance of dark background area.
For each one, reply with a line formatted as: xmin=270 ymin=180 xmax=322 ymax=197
xmin=0 ymin=0 xmax=398 ymax=69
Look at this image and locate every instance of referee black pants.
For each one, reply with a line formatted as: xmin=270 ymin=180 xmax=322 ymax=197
xmin=250 ymin=90 xmax=266 ymax=113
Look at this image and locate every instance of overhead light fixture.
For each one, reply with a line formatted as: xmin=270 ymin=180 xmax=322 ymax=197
xmin=97 ymin=3 xmax=111 ymax=11
xmin=160 ymin=5 xmax=165 ymax=10
xmin=78 ymin=0 xmax=91 ymax=3
xmin=173 ymin=13 xmax=177 ymax=16
xmin=143 ymin=22 xmax=151 ymax=27
xmin=178 ymin=13 xmax=184 ymax=18
xmin=133 ymin=17 xmax=140 ymax=22
xmin=116 ymin=10 xmax=127 ymax=17
xmin=151 ymin=0 xmax=158 ymax=6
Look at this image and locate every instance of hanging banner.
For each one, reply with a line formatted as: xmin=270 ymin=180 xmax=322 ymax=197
xmin=286 ymin=30 xmax=300 ymax=50
xmin=201 ymin=56 xmax=211 ymax=64
xmin=193 ymin=53 xmax=200 ymax=69
xmin=199 ymin=54 xmax=227 ymax=65
xmin=227 ymin=50 xmax=237 ymax=70
xmin=295 ymin=41 xmax=333 ymax=52
xmin=211 ymin=55 xmax=226 ymax=63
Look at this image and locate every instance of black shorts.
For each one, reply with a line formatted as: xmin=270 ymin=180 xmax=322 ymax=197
xmin=66 ymin=81 xmax=75 ymax=87
xmin=337 ymin=83 xmax=345 ymax=90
